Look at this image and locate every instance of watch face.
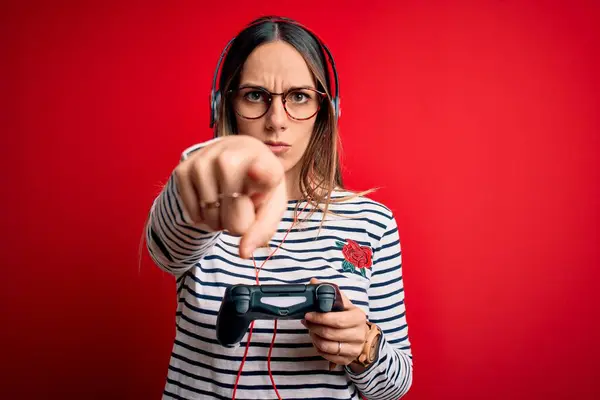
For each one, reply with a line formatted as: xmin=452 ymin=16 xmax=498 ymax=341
xmin=369 ymin=342 xmax=378 ymax=362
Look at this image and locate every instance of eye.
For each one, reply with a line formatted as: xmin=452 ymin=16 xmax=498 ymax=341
xmin=243 ymin=90 xmax=267 ymax=103
xmin=287 ymin=90 xmax=312 ymax=104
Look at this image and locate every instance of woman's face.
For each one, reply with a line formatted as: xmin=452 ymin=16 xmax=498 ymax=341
xmin=233 ymin=40 xmax=318 ymax=173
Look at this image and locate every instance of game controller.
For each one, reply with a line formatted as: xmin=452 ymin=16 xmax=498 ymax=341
xmin=216 ymin=283 xmax=345 ymax=347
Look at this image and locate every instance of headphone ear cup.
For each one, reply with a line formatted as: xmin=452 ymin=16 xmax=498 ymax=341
xmin=210 ymin=90 xmax=222 ymax=129
xmin=332 ymin=98 xmax=341 ymax=120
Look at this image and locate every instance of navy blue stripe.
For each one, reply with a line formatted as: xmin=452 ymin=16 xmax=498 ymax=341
xmin=375 ymin=263 xmax=402 ymax=277
xmin=375 ymin=311 xmax=406 ymax=325
xmin=185 ymin=267 xmax=369 ymax=296
xmin=176 ymin=323 xmax=314 ymax=349
xmin=213 ymin=240 xmax=368 ymax=264
xmin=377 ymin=253 xmax=401 ymax=265
xmin=169 ymin=364 xmax=351 ymax=391
xmin=286 ymin=207 xmax=391 ymax=221
xmin=277 ymin=215 xmax=387 ymax=230
xmin=174 ymin=338 xmax=323 ymax=363
xmin=179 ymin=298 xmax=217 ymax=316
xmin=155 ymin=205 xmax=202 ymax=259
xmin=370 ymin=274 xmax=402 ymax=288
xmin=170 ymin=350 xmax=345 ymax=376
xmin=176 ymin=310 xmax=213 ymax=330
xmin=150 ymin=226 xmax=174 ymax=262
xmin=269 ymin=224 xmax=370 ymax=236
xmin=165 ymin=377 xmax=230 ymax=400
xmin=370 ymin=299 xmax=404 ymax=313
xmin=161 ymin=185 xmax=209 ymax=246
xmin=220 ymin=234 xmax=375 ymax=248
xmin=397 ymin=354 xmax=411 ymax=395
xmin=381 ymin=323 xmax=408 ymax=335
xmin=196 ymin=256 xmax=371 ymax=285
xmin=180 ymin=283 xmax=370 ymax=309
xmin=369 ymin=288 xmax=403 ymax=301
xmin=146 ymin=245 xmax=172 ymax=272
xmin=164 ymin=180 xmax=205 ymax=240
xmin=167 ymin=174 xmax=212 ymax=235
xmin=387 ymin=337 xmax=411 ymax=346
xmin=177 ymin=307 xmax=356 ymax=336
xmin=219 ymin=238 xmax=373 ymax=254
xmin=163 ymin=389 xmax=193 ymax=400
xmin=287 ymin=196 xmax=392 ymax=212
xmin=362 ymin=368 xmax=388 ymax=393
xmin=373 ymin=237 xmax=400 ymax=256
xmin=203 ymin=253 xmax=345 ymax=273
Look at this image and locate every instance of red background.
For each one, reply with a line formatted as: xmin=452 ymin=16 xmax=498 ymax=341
xmin=1 ymin=1 xmax=599 ymax=399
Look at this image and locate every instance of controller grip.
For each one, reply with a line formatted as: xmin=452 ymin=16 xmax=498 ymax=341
xmin=216 ymin=287 xmax=252 ymax=347
xmin=216 ymin=315 xmax=251 ymax=347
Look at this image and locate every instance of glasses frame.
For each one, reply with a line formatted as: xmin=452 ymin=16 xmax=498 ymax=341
xmin=227 ymin=86 xmax=328 ymax=121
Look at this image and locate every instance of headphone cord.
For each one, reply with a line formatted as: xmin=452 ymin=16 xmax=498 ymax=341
xmin=231 ymin=202 xmax=310 ymax=400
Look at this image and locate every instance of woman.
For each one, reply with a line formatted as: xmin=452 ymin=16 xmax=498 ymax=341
xmin=146 ymin=16 xmax=413 ymax=400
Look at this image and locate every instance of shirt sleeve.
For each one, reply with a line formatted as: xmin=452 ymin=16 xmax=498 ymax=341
xmin=145 ymin=140 xmax=223 ymax=277
xmin=345 ymin=213 xmax=414 ymax=399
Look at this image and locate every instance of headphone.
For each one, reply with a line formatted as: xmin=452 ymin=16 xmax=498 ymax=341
xmin=209 ymin=17 xmax=341 ymax=132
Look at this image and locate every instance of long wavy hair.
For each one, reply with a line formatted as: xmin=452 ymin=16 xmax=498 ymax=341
xmin=214 ymin=16 xmax=377 ymax=225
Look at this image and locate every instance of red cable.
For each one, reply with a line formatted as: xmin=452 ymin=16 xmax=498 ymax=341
xmin=268 ymin=319 xmax=282 ymax=399
xmin=232 ymin=203 xmax=309 ymax=400
xmin=231 ymin=321 xmax=255 ymax=400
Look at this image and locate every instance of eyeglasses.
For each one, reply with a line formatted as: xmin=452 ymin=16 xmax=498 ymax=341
xmin=227 ymin=86 xmax=327 ymax=121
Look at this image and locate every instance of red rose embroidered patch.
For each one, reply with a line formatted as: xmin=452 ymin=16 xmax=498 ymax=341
xmin=335 ymin=239 xmax=373 ymax=278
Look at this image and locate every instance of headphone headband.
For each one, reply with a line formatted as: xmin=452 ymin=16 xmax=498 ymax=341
xmin=209 ymin=17 xmax=341 ymax=131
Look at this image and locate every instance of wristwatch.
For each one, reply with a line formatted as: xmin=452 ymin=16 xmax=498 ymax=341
xmin=355 ymin=321 xmax=382 ymax=367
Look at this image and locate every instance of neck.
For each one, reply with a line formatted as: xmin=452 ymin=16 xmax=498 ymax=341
xmin=285 ymin=163 xmax=337 ymax=201
xmin=285 ymin=162 xmax=303 ymax=201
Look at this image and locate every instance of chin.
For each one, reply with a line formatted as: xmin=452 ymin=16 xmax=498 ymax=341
xmin=282 ymin=157 xmax=303 ymax=174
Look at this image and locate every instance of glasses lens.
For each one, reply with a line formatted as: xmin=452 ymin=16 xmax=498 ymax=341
xmin=233 ymin=88 xmax=270 ymax=119
xmin=285 ymin=89 xmax=321 ymax=119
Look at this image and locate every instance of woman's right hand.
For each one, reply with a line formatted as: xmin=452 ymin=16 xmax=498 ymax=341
xmin=174 ymin=135 xmax=288 ymax=259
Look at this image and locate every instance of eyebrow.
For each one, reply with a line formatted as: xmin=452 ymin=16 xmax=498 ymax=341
xmin=237 ymin=83 xmax=317 ymax=92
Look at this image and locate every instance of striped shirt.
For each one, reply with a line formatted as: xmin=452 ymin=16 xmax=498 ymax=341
xmin=146 ymin=155 xmax=413 ymax=400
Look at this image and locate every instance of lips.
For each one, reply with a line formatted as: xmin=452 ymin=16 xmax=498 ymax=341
xmin=264 ymin=141 xmax=291 ymax=154
xmin=264 ymin=141 xmax=290 ymax=147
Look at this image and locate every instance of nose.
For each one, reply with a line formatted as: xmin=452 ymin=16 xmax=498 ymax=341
xmin=265 ymin=96 xmax=288 ymax=132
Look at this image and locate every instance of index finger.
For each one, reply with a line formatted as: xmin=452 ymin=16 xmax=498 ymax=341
xmin=304 ymin=307 xmax=364 ymax=329
xmin=238 ymin=173 xmax=287 ymax=259
xmin=244 ymin=154 xmax=285 ymax=194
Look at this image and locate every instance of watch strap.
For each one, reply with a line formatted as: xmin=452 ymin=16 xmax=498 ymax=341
xmin=355 ymin=321 xmax=382 ymax=367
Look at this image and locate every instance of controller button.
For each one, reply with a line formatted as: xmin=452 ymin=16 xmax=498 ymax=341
xmin=231 ymin=286 xmax=251 ymax=296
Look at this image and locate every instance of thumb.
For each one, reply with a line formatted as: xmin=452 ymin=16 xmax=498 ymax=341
xmin=310 ymin=278 xmax=354 ymax=310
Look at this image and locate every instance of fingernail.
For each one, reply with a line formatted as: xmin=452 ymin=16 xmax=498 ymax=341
xmin=242 ymin=243 xmax=254 ymax=258
xmin=305 ymin=313 xmax=312 ymax=321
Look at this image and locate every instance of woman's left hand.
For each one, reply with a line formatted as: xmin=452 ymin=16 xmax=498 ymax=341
xmin=302 ymin=278 xmax=369 ymax=368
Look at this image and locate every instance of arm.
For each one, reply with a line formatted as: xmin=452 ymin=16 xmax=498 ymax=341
xmin=345 ymin=214 xmax=414 ymax=399
xmin=145 ymin=141 xmax=222 ymax=276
